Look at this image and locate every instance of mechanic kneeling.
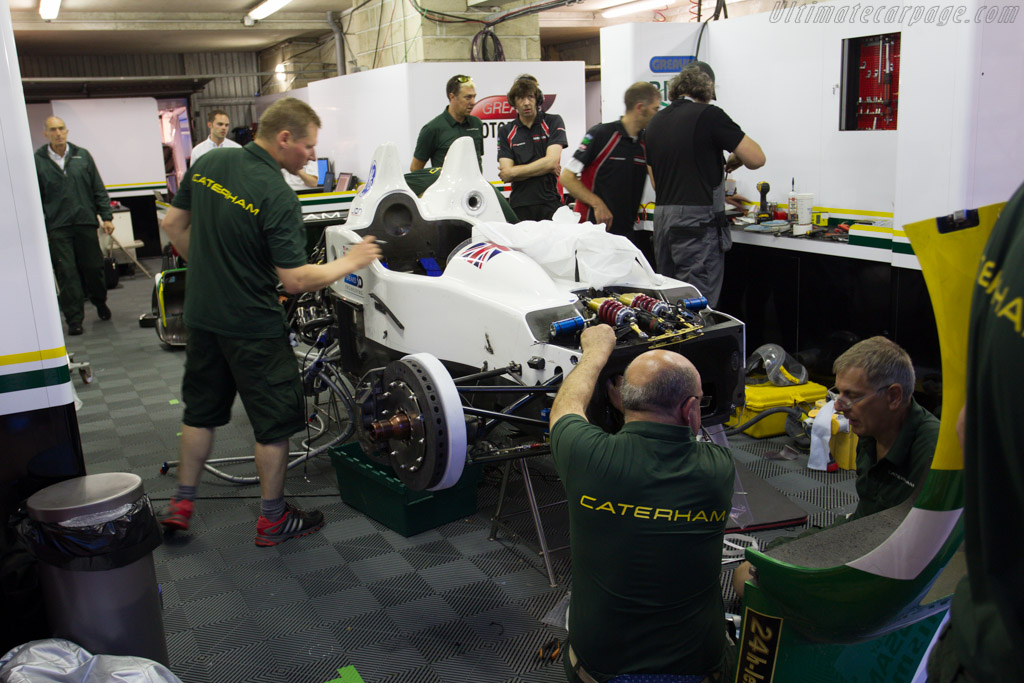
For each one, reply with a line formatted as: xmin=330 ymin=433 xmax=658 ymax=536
xmin=549 ymin=324 xmax=736 ymax=683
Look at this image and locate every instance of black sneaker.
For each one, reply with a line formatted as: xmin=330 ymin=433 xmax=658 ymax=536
xmin=68 ymin=324 xmax=84 ymax=336
xmin=97 ymin=303 xmax=112 ymax=321
xmin=255 ymin=503 xmax=324 ymax=547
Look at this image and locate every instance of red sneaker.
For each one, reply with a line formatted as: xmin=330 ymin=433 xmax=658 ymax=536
xmin=159 ymin=498 xmax=194 ymax=531
xmin=255 ymin=503 xmax=324 ymax=547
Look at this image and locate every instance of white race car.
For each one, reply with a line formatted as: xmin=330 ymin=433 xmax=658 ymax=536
xmin=321 ymin=138 xmax=745 ymax=491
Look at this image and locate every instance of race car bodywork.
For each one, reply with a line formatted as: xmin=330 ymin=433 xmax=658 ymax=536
xmin=323 ymin=138 xmax=745 ymax=491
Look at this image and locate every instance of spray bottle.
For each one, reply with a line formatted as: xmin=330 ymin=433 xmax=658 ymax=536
xmin=787 ymin=177 xmax=798 ymax=223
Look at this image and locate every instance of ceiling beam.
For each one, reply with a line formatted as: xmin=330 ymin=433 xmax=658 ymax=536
xmin=10 ymin=11 xmax=329 ymax=32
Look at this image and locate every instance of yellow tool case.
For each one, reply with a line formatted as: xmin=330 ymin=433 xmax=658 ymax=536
xmin=727 ymin=381 xmax=828 ymax=438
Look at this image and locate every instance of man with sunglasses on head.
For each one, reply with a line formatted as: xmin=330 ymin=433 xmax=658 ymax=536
xmin=733 ymin=335 xmax=939 ymax=598
xmin=549 ymin=325 xmax=736 ymax=682
xmin=411 ymin=74 xmax=484 ymax=171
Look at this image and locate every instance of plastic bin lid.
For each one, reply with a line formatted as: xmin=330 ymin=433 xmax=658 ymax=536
xmin=26 ymin=473 xmax=145 ymax=523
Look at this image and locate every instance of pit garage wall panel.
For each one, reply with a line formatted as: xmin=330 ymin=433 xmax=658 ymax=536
xmin=0 ymin=0 xmax=85 ymax=521
xmin=602 ymin=3 xmax=1024 ymax=262
xmin=308 ymin=61 xmax=586 ymax=184
xmin=51 ymin=98 xmax=167 ymax=198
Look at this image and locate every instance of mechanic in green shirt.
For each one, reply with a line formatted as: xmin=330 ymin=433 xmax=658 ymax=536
xmin=411 ymin=74 xmax=484 ymax=171
xmin=733 ymin=336 xmax=939 ymax=598
xmin=34 ymin=116 xmax=116 ymax=336
xmin=159 ymin=97 xmax=380 ymax=547
xmin=927 ymin=181 xmax=1024 ymax=682
xmin=550 ymin=325 xmax=736 ymax=682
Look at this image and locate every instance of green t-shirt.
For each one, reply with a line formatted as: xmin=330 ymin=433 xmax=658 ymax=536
xmin=945 ymin=181 xmax=1024 ymax=680
xmin=172 ymin=143 xmax=308 ymax=338
xmin=765 ymin=398 xmax=939 ymax=552
xmin=550 ymin=414 xmax=735 ymax=679
xmin=847 ymin=398 xmax=939 ymax=521
xmin=412 ymin=108 xmax=484 ymax=169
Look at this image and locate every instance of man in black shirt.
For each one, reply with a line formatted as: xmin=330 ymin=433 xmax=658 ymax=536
xmin=646 ymin=62 xmax=765 ymax=307
xmin=497 ymin=74 xmax=568 ymax=222
xmin=560 ymin=82 xmax=660 ymax=252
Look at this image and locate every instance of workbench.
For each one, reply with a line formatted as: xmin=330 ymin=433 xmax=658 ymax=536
xmin=719 ymin=225 xmax=939 ymax=405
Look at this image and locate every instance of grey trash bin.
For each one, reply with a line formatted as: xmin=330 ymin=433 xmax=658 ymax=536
xmin=20 ymin=473 xmax=168 ymax=666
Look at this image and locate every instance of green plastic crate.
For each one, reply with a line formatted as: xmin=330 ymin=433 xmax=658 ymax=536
xmin=329 ymin=442 xmax=481 ymax=537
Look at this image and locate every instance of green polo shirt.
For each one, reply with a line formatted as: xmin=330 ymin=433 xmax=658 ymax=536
xmin=550 ymin=414 xmax=735 ymax=680
xmin=766 ymin=398 xmax=939 ymax=552
xmin=412 ymin=108 xmax=484 ymax=169
xmin=171 ymin=142 xmax=308 ymax=338
xmin=847 ymin=397 xmax=939 ymax=521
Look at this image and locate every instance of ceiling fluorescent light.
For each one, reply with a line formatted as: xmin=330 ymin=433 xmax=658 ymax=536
xmin=39 ymin=0 xmax=61 ymax=21
xmin=602 ymin=0 xmax=676 ymax=18
xmin=247 ymin=0 xmax=294 ymax=21
xmin=587 ymin=0 xmax=638 ymax=10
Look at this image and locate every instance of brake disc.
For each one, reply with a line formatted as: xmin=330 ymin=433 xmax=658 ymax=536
xmin=363 ymin=353 xmax=466 ymax=491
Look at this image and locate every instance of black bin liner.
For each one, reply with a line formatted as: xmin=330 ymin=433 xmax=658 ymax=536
xmin=17 ymin=496 xmax=162 ymax=572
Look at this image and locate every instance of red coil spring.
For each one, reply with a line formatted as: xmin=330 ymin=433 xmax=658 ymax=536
xmin=689 ymin=0 xmax=700 ymax=22
xmin=598 ymin=299 xmax=629 ymax=326
xmin=630 ymin=294 xmax=659 ymax=313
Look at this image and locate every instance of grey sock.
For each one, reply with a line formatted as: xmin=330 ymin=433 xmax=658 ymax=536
xmin=175 ymin=485 xmax=197 ymax=502
xmin=261 ymin=497 xmax=287 ymax=521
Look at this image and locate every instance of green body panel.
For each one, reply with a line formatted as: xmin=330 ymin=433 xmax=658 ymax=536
xmin=737 ymin=585 xmax=946 ymax=683
xmin=913 ymin=469 xmax=964 ymax=511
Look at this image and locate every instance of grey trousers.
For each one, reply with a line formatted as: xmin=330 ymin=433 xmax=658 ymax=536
xmin=653 ymin=206 xmax=731 ymax=308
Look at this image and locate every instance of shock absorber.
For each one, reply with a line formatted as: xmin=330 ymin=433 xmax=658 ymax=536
xmin=677 ymin=296 xmax=709 ymax=312
xmin=549 ymin=315 xmax=587 ymax=340
xmin=634 ymin=310 xmax=673 ymax=336
xmin=586 ymin=298 xmax=649 ymax=339
xmin=618 ymin=292 xmax=674 ymax=318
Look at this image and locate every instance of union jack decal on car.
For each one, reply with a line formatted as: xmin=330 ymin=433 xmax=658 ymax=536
xmin=460 ymin=242 xmax=510 ymax=269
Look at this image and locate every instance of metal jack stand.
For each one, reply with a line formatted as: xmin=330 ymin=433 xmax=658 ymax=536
xmin=488 ymin=455 xmax=567 ymax=588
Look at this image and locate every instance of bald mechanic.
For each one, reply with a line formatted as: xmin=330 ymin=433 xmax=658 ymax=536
xmin=646 ymin=62 xmax=765 ymax=308
xmin=550 ymin=325 xmax=735 ymax=682
xmin=733 ymin=336 xmax=939 ymax=598
xmin=34 ymin=116 xmax=115 ymax=336
xmin=160 ymin=98 xmax=380 ymax=546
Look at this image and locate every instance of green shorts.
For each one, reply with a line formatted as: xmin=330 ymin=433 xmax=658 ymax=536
xmin=181 ymin=328 xmax=305 ymax=444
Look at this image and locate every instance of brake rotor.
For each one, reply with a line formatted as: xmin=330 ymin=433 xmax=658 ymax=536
xmin=363 ymin=353 xmax=466 ymax=491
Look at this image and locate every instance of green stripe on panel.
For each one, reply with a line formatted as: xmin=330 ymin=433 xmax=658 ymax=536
xmin=0 ymin=366 xmax=71 ymax=394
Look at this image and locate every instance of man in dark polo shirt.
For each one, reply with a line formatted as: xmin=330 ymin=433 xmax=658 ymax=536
xmin=733 ymin=336 xmax=939 ymax=598
xmin=927 ymin=181 xmax=1024 ymax=683
xmin=550 ymin=324 xmax=735 ymax=682
xmin=646 ymin=61 xmax=765 ymax=307
xmin=159 ymin=98 xmax=380 ymax=546
xmin=560 ymin=81 xmax=660 ymax=252
xmin=497 ymin=74 xmax=568 ymax=222
xmin=411 ymin=74 xmax=483 ymax=171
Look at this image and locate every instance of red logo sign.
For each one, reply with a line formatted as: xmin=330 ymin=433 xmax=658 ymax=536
xmin=471 ymin=95 xmax=558 ymax=120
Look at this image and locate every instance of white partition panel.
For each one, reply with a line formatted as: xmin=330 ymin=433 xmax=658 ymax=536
xmin=51 ymin=98 xmax=166 ymax=198
xmin=601 ymin=2 xmax=1024 ymax=266
xmin=309 ymin=62 xmax=587 ymax=183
